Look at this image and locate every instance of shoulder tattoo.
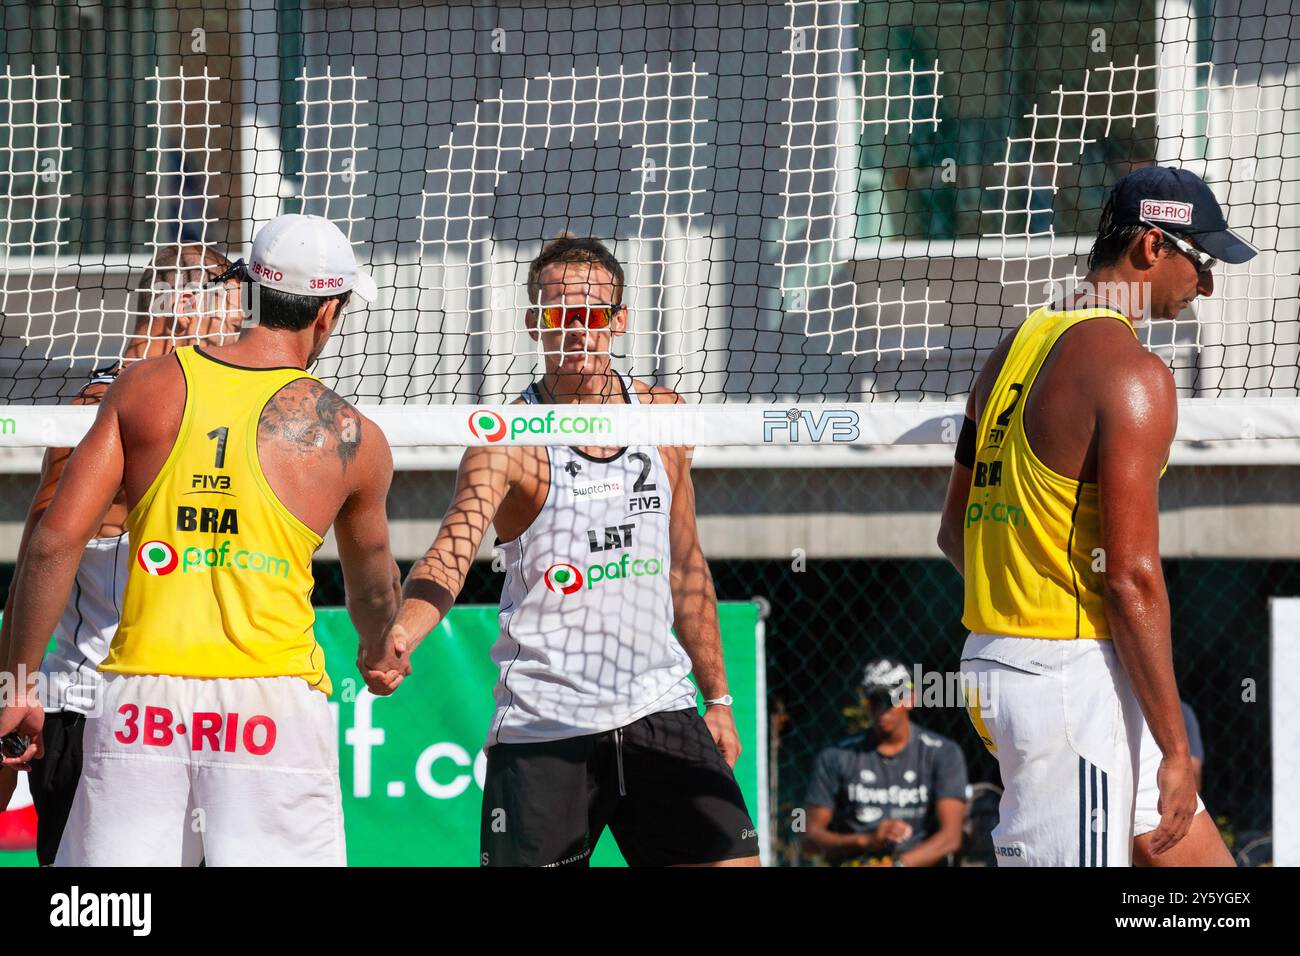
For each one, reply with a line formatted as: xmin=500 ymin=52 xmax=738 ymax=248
xmin=260 ymin=379 xmax=362 ymax=470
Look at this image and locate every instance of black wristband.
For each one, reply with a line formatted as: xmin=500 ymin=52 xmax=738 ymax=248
xmin=955 ymin=415 xmax=977 ymax=468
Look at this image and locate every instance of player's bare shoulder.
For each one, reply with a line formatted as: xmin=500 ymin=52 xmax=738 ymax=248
xmin=633 ymin=380 xmax=689 ymax=476
xmin=1075 ymin=318 xmax=1174 ymax=394
xmin=107 ymin=351 xmax=177 ymax=398
xmin=635 ymin=380 xmax=685 ymax=406
xmin=258 ymin=377 xmax=375 ymax=478
xmin=105 ymin=352 xmax=188 ymax=434
xmin=1104 ymin=335 xmax=1178 ymax=423
xmin=971 ymin=331 xmax=1019 ymax=418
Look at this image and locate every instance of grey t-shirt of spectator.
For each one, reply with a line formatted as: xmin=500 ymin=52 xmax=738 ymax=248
xmin=1181 ymin=700 xmax=1204 ymax=763
xmin=805 ymin=723 xmax=969 ymax=855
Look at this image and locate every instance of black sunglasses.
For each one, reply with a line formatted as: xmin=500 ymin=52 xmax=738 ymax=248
xmin=204 ymin=258 xmax=249 ymax=287
xmin=863 ymin=688 xmax=899 ymax=711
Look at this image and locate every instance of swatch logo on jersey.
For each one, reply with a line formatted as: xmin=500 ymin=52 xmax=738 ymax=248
xmin=543 ymin=563 xmax=585 ymax=594
xmin=468 ymin=410 xmax=508 ymax=442
xmin=136 ymin=540 xmax=179 ymax=576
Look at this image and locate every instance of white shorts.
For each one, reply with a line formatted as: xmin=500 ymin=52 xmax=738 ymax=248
xmin=55 ymin=673 xmax=345 ymax=867
xmin=960 ymin=633 xmax=1203 ymax=867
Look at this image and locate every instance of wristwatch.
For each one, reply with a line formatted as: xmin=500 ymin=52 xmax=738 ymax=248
xmin=703 ymin=694 xmax=734 ymax=707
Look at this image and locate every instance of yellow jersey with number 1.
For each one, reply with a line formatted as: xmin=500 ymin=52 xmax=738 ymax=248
xmin=961 ymin=306 xmax=1138 ymax=641
xmin=102 ymin=346 xmax=330 ymax=693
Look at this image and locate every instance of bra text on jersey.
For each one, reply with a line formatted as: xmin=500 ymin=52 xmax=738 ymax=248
xmin=176 ymin=506 xmax=239 ymax=534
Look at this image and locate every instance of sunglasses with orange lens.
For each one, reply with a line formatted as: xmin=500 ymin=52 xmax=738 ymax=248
xmin=535 ymin=304 xmax=620 ymax=330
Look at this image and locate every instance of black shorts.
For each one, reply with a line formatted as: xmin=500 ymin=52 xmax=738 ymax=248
xmin=29 ymin=711 xmax=86 ymax=866
xmin=481 ymin=708 xmax=759 ymax=867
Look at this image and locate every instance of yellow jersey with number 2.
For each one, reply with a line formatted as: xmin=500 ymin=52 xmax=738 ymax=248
xmin=102 ymin=346 xmax=330 ymax=693
xmin=962 ymin=306 xmax=1138 ymax=641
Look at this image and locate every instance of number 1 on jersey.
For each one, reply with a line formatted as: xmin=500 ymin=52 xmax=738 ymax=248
xmin=208 ymin=426 xmax=229 ymax=469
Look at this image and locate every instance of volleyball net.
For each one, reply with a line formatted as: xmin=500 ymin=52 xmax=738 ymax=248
xmin=0 ymin=0 xmax=1295 ymax=453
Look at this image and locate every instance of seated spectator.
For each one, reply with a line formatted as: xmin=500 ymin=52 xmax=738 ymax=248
xmin=803 ymin=658 xmax=969 ymax=866
xmin=1182 ymin=699 xmax=1204 ymax=792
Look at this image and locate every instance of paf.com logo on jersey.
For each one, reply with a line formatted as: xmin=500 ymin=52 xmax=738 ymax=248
xmin=543 ymin=554 xmax=664 ymax=595
xmin=468 ymin=410 xmax=508 ymax=442
xmin=136 ymin=540 xmax=179 ymax=576
xmin=543 ymin=563 xmax=585 ymax=594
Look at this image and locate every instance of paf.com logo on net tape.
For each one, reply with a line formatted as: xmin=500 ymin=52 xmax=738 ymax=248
xmin=468 ymin=408 xmax=613 ymax=443
xmin=467 ymin=410 xmax=508 ymax=442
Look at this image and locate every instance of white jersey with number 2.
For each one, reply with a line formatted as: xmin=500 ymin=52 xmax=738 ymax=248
xmin=488 ymin=374 xmax=697 ymax=746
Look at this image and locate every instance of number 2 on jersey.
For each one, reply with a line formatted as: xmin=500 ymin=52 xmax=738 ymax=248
xmin=995 ymin=383 xmax=1024 ymax=427
xmin=629 ymin=452 xmax=657 ymax=492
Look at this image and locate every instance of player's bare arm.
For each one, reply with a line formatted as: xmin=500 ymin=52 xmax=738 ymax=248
xmin=649 ymin=384 xmax=740 ymax=768
xmin=0 ymin=382 xmax=120 ymax=783
xmin=257 ymin=381 xmax=404 ymax=696
xmin=1094 ymin=341 xmax=1195 ymax=856
xmin=384 ymin=441 xmax=530 ymax=663
xmin=0 ymin=425 xmax=89 ymax=679
xmin=0 ymin=375 xmax=131 ymax=764
xmin=0 ymin=382 xmax=122 ymax=665
xmin=937 ymin=389 xmax=977 ymax=576
xmin=938 ymin=333 xmax=1015 ymax=574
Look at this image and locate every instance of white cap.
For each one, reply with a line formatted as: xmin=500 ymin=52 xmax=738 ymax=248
xmin=248 ymin=214 xmax=378 ymax=302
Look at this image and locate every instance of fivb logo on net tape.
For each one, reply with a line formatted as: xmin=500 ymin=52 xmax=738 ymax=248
xmin=136 ymin=540 xmax=179 ymax=576
xmin=543 ymin=563 xmax=585 ymax=594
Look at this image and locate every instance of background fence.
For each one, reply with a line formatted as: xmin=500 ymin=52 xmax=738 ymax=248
xmin=1 ymin=0 xmax=1297 ymax=865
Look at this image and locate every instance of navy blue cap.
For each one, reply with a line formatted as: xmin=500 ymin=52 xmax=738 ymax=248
xmin=1109 ymin=166 xmax=1258 ymax=264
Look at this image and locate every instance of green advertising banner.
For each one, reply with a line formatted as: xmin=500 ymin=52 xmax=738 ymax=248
xmin=1 ymin=603 xmax=766 ymax=867
xmin=316 ymin=602 xmax=767 ymax=866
